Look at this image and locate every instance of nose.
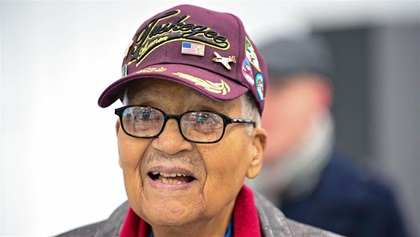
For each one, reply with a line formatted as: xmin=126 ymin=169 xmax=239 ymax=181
xmin=151 ymin=118 xmax=193 ymax=155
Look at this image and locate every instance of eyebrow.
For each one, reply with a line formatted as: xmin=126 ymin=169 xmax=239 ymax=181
xmin=128 ymin=90 xmax=160 ymax=103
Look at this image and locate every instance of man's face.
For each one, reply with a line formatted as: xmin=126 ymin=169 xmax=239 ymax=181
xmin=116 ymin=79 xmax=265 ymax=228
xmin=261 ymin=75 xmax=326 ymax=161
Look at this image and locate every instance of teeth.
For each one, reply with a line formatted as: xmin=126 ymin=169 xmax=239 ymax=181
xmin=158 ymin=176 xmax=187 ymax=185
xmin=159 ymin=172 xmax=188 ymax=178
xmin=151 ymin=172 xmax=192 ymax=185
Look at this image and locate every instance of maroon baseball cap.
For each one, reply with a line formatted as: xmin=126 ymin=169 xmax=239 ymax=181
xmin=98 ymin=4 xmax=268 ymax=113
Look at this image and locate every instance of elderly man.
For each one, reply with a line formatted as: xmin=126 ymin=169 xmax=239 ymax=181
xmin=56 ymin=4 xmax=341 ymax=237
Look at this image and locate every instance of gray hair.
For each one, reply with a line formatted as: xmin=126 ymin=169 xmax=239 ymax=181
xmin=241 ymin=92 xmax=261 ymax=133
xmin=121 ymin=88 xmax=129 ymax=105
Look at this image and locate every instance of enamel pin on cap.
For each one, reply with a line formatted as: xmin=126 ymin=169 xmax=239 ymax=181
xmin=181 ymin=42 xmax=205 ymax=56
xmin=213 ymin=52 xmax=236 ymax=70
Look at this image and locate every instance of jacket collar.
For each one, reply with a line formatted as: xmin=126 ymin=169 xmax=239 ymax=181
xmin=94 ymin=187 xmax=296 ymax=237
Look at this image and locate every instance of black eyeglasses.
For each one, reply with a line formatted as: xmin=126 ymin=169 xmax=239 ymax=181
xmin=115 ymin=105 xmax=256 ymax=144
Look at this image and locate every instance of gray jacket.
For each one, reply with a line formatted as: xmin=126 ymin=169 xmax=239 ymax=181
xmin=56 ymin=192 xmax=343 ymax=237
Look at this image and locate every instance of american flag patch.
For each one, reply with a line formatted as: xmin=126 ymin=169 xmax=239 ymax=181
xmin=181 ymin=42 xmax=205 ymax=56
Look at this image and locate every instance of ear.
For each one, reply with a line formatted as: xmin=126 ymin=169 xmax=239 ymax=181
xmin=115 ymin=120 xmax=123 ymax=168
xmin=246 ymin=127 xmax=267 ymax=179
xmin=300 ymin=75 xmax=333 ymax=119
xmin=313 ymin=76 xmax=333 ymax=110
xmin=115 ymin=119 xmax=121 ymax=136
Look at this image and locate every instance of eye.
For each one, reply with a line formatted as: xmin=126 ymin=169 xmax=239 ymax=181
xmin=195 ymin=112 xmax=218 ymax=125
xmin=133 ymin=107 xmax=157 ymax=121
xmin=183 ymin=111 xmax=224 ymax=132
xmin=139 ymin=110 xmax=151 ymax=120
xmin=196 ymin=113 xmax=210 ymax=124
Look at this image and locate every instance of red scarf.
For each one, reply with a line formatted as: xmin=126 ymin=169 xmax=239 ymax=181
xmin=120 ymin=185 xmax=261 ymax=237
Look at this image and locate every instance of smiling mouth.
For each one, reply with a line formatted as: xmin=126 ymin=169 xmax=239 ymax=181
xmin=148 ymin=172 xmax=196 ymax=185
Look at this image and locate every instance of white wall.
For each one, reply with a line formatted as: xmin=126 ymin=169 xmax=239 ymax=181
xmin=371 ymin=25 xmax=420 ymax=237
xmin=1 ymin=1 xmax=418 ymax=236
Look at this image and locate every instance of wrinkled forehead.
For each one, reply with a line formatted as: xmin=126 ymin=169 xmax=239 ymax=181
xmin=125 ymin=78 xmax=238 ymax=112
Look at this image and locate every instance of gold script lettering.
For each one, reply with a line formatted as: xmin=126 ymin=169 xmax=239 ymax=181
xmin=136 ymin=67 xmax=167 ymax=73
xmin=172 ymin=72 xmax=230 ymax=95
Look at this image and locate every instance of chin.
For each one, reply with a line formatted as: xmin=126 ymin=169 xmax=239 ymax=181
xmin=147 ymin=212 xmax=199 ymax=228
xmin=140 ymin=202 xmax=201 ymax=226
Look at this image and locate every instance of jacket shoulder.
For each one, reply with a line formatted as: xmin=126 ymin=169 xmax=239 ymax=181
xmin=254 ymin=191 xmax=344 ymax=237
xmin=287 ymin=219 xmax=344 ymax=237
xmin=54 ymin=221 xmax=105 ymax=237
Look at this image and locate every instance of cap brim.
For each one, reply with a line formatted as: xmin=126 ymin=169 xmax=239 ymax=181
xmin=98 ymin=64 xmax=248 ymax=108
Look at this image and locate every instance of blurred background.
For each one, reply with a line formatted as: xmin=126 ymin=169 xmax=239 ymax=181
xmin=1 ymin=1 xmax=419 ymax=236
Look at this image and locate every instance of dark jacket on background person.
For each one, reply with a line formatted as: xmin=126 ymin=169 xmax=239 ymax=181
xmin=281 ymin=151 xmax=409 ymax=237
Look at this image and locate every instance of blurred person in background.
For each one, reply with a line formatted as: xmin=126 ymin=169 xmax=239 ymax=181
xmin=247 ymin=35 xmax=409 ymax=237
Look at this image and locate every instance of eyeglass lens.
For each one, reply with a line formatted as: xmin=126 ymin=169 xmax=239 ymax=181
xmin=121 ymin=106 xmax=164 ymax=137
xmin=120 ymin=106 xmax=225 ymax=143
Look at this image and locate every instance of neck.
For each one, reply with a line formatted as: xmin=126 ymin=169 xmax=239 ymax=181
xmin=277 ymin=112 xmax=334 ymax=204
xmin=150 ymin=201 xmax=234 ymax=237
